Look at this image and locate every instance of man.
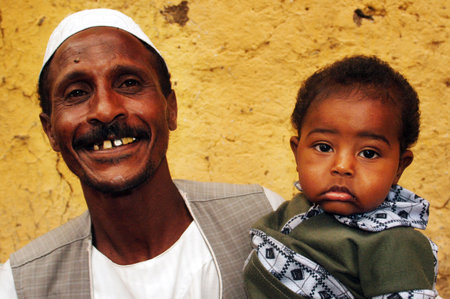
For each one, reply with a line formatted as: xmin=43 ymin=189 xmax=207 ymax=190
xmin=0 ymin=8 xmax=283 ymax=298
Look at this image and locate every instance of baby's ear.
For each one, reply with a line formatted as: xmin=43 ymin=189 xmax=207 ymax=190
xmin=290 ymin=136 xmax=300 ymax=171
xmin=290 ymin=136 xmax=299 ymax=153
xmin=393 ymin=150 xmax=413 ymax=184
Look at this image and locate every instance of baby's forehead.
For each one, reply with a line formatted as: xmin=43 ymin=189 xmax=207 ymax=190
xmin=309 ymin=86 xmax=403 ymax=122
xmin=320 ymin=84 xmax=402 ymax=112
xmin=303 ymin=95 xmax=403 ymax=142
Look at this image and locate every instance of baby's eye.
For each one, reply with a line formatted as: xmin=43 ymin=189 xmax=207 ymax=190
xmin=359 ymin=150 xmax=379 ymax=159
xmin=314 ymin=143 xmax=333 ymax=153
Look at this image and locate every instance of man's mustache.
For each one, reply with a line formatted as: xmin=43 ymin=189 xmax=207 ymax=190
xmin=73 ymin=122 xmax=150 ymax=149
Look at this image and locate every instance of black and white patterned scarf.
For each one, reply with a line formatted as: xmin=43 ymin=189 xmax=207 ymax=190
xmin=251 ymin=185 xmax=439 ymax=298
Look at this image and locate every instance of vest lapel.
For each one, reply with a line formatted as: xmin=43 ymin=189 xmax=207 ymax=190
xmin=174 ymin=180 xmax=272 ymax=298
xmin=11 ymin=211 xmax=92 ymax=299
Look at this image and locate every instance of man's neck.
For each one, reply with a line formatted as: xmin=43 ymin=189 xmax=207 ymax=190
xmin=82 ymin=159 xmax=193 ymax=265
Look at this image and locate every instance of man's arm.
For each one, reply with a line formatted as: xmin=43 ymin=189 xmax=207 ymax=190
xmin=0 ymin=260 xmax=18 ymax=299
xmin=262 ymin=187 xmax=285 ymax=210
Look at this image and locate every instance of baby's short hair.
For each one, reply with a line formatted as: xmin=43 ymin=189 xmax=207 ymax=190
xmin=291 ymin=55 xmax=420 ymax=153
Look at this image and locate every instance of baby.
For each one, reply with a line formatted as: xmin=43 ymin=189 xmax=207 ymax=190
xmin=244 ymin=56 xmax=438 ymax=298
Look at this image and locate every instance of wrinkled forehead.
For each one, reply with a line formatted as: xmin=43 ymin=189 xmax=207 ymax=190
xmin=52 ymin=27 xmax=145 ymax=64
xmin=45 ymin=27 xmax=161 ymax=89
xmin=39 ymin=8 xmax=165 ymax=80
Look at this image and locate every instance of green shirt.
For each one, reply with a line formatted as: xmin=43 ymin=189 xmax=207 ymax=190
xmin=244 ymin=194 xmax=436 ymax=298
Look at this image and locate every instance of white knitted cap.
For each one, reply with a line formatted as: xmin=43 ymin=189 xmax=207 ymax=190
xmin=41 ymin=8 xmax=164 ymax=75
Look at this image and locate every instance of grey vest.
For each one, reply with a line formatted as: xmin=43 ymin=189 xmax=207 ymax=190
xmin=10 ymin=180 xmax=273 ymax=299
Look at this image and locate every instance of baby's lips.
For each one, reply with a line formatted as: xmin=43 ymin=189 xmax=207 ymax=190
xmin=324 ymin=191 xmax=354 ymax=201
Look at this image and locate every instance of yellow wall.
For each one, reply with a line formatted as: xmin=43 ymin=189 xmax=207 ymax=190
xmin=1 ymin=0 xmax=448 ymax=294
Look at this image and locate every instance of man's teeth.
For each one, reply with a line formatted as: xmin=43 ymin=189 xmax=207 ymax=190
xmin=113 ymin=139 xmax=123 ymax=147
xmin=122 ymin=137 xmax=135 ymax=144
xmin=104 ymin=140 xmax=112 ymax=149
xmin=92 ymin=137 xmax=136 ymax=151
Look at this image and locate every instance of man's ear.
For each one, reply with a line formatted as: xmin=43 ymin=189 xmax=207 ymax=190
xmin=39 ymin=113 xmax=60 ymax=152
xmin=393 ymin=150 xmax=413 ymax=185
xmin=290 ymin=136 xmax=300 ymax=172
xmin=166 ymin=90 xmax=178 ymax=131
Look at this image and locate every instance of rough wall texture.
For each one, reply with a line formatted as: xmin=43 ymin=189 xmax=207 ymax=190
xmin=0 ymin=0 xmax=448 ymax=295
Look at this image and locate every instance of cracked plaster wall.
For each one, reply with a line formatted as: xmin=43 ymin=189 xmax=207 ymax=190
xmin=0 ymin=0 xmax=448 ymax=295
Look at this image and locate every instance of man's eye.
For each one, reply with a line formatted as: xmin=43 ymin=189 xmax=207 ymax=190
xmin=359 ymin=150 xmax=379 ymax=159
xmin=314 ymin=143 xmax=333 ymax=153
xmin=67 ymin=89 xmax=87 ymax=98
xmin=120 ymin=79 xmax=139 ymax=88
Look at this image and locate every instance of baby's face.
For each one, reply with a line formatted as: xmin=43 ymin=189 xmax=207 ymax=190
xmin=290 ymin=92 xmax=413 ymax=216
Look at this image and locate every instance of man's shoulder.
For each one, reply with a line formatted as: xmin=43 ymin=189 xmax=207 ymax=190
xmin=10 ymin=211 xmax=91 ymax=268
xmin=173 ymin=179 xmax=265 ymax=201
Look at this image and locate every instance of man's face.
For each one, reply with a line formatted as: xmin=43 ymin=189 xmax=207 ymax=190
xmin=40 ymin=27 xmax=177 ymax=193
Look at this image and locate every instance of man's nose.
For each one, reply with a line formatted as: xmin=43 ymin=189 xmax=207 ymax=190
xmin=330 ymin=152 xmax=354 ymax=177
xmin=87 ymin=88 xmax=127 ymax=124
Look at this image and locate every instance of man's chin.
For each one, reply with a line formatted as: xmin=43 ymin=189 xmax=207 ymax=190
xmin=81 ymin=169 xmax=153 ymax=195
